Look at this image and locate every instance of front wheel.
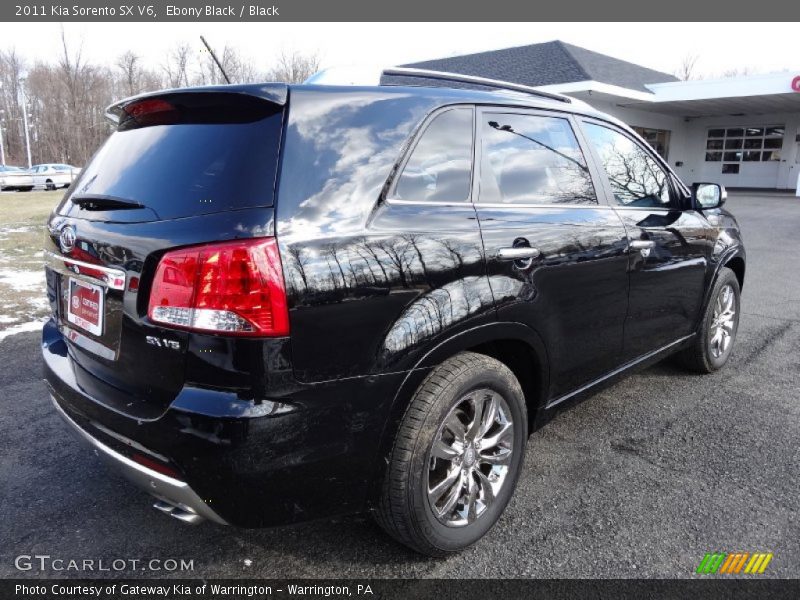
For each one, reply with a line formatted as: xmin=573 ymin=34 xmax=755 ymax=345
xmin=375 ymin=352 xmax=527 ymax=556
xmin=677 ymin=266 xmax=740 ymax=373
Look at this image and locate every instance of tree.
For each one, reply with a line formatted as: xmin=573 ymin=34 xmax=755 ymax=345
xmin=162 ymin=43 xmax=191 ymax=88
xmin=0 ymin=48 xmax=27 ymax=165
xmin=674 ymin=53 xmax=700 ymax=81
xmin=720 ymin=67 xmax=754 ymax=78
xmin=115 ymin=51 xmax=161 ymax=97
xmin=266 ymin=50 xmax=321 ymax=83
xmin=1 ymin=32 xmax=324 ymax=166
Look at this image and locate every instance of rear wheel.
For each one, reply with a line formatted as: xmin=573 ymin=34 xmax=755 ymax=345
xmin=18 ymin=186 xmax=33 ymax=192
xmin=45 ymin=180 xmax=55 ymax=191
xmin=677 ymin=267 xmax=740 ymax=373
xmin=375 ymin=352 xmax=527 ymax=556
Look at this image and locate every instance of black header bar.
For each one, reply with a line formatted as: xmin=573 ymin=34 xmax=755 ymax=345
xmin=3 ymin=0 xmax=800 ymax=21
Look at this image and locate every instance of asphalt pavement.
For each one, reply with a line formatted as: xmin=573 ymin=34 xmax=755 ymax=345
xmin=1 ymin=193 xmax=798 ymax=578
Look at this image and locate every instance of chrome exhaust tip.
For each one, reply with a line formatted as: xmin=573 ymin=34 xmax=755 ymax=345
xmin=153 ymin=500 xmax=205 ymax=525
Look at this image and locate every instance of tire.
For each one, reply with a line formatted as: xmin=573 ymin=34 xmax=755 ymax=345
xmin=676 ymin=266 xmax=740 ymax=373
xmin=19 ymin=186 xmax=33 ymax=192
xmin=45 ymin=180 xmax=55 ymax=191
xmin=375 ymin=351 xmax=528 ymax=556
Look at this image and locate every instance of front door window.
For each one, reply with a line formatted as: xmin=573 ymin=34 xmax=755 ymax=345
xmin=583 ymin=123 xmax=673 ymax=209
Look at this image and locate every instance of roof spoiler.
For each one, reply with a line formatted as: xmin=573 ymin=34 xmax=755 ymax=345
xmin=381 ymin=67 xmax=572 ymax=104
xmin=105 ymin=84 xmax=289 ymax=126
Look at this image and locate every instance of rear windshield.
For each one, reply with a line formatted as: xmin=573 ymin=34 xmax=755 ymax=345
xmin=60 ymin=105 xmax=283 ymax=221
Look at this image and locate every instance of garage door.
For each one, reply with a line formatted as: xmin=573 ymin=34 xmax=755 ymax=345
xmin=702 ymin=126 xmax=784 ymax=188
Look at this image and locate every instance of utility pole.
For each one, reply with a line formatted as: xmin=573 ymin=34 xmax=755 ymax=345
xmin=0 ymin=111 xmax=6 ymax=166
xmin=18 ymin=77 xmax=32 ymax=169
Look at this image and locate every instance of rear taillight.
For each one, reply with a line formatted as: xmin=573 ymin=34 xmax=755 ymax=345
xmin=147 ymin=238 xmax=289 ymax=337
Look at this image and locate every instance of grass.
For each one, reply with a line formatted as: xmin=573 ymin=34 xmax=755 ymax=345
xmin=0 ymin=190 xmax=64 ymax=338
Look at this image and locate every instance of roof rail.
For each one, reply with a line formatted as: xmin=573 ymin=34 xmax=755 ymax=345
xmin=381 ymin=67 xmax=572 ymax=104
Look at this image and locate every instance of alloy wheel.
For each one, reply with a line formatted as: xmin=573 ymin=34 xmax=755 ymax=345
xmin=426 ymin=389 xmax=514 ymax=527
xmin=709 ymin=283 xmax=736 ymax=359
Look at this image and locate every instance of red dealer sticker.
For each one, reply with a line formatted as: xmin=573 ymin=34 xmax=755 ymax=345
xmin=67 ymin=278 xmax=104 ymax=336
xmin=792 ymin=76 xmax=800 ymax=92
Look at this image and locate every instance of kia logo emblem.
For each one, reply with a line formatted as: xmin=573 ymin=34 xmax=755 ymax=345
xmin=792 ymin=76 xmax=800 ymax=93
xmin=59 ymin=225 xmax=76 ymax=253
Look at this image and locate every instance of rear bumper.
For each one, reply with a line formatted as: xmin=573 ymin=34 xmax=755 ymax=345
xmin=43 ymin=318 xmax=404 ymax=527
xmin=51 ymin=394 xmax=227 ymax=525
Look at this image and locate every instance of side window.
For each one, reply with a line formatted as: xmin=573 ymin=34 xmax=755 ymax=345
xmin=583 ymin=122 xmax=673 ymax=208
xmin=394 ymin=108 xmax=473 ymax=202
xmin=478 ymin=112 xmax=596 ymax=205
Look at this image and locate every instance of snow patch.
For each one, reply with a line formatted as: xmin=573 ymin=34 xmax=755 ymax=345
xmin=0 ymin=225 xmax=35 ymax=235
xmin=28 ymin=296 xmax=49 ymax=311
xmin=0 ymin=319 xmax=44 ymax=342
xmin=0 ymin=269 xmax=45 ymax=291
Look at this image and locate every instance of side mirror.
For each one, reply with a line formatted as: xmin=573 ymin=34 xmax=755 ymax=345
xmin=693 ymin=182 xmax=727 ymax=209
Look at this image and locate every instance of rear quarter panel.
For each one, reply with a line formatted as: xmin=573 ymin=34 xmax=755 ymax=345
xmin=276 ymin=88 xmax=496 ymax=383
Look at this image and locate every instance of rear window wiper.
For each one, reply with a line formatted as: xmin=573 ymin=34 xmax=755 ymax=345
xmin=71 ymin=195 xmax=145 ymax=211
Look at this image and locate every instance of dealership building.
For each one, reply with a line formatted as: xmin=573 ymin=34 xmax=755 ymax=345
xmin=396 ymin=41 xmax=800 ymax=192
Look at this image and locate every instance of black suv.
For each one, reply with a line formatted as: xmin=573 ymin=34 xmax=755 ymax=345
xmin=43 ymin=71 xmax=745 ymax=556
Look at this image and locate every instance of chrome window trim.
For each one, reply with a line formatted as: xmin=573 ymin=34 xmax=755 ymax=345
xmin=385 ymin=198 xmax=611 ymax=210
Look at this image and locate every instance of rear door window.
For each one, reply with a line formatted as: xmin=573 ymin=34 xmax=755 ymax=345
xmin=478 ymin=112 xmax=596 ymax=205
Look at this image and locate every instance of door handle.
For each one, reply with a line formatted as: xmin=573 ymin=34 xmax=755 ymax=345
xmin=629 ymin=240 xmax=656 ymax=250
xmin=497 ymin=247 xmax=541 ymax=261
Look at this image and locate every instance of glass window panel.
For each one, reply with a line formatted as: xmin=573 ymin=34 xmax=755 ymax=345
xmin=765 ymin=127 xmax=784 ymax=137
xmin=725 ymin=138 xmax=743 ymax=149
xmin=707 ymin=139 xmax=724 ymax=150
xmin=743 ymin=151 xmax=761 ymax=161
xmin=479 ymin=113 xmax=596 ymax=205
xmin=726 ymin=128 xmax=744 ymax=137
xmin=744 ymin=138 xmax=762 ymax=149
xmin=705 ymin=152 xmax=722 ymax=162
xmin=582 ymin=122 xmax=672 ymax=208
xmin=395 ymin=108 xmax=473 ymax=202
xmin=762 ymin=151 xmax=781 ymax=161
xmin=745 ymin=127 xmax=764 ymax=137
xmin=632 ymin=126 xmax=671 ymax=159
xmin=722 ymin=164 xmax=740 ymax=174
xmin=708 ymin=129 xmax=725 ymax=138
xmin=723 ymin=152 xmax=743 ymax=162
xmin=764 ymin=138 xmax=782 ymax=149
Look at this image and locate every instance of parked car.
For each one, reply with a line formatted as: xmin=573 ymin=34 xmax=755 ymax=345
xmin=0 ymin=165 xmax=34 ymax=191
xmin=43 ymin=74 xmax=745 ymax=556
xmin=30 ymin=163 xmax=81 ymax=190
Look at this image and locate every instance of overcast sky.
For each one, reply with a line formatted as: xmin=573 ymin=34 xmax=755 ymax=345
xmin=1 ymin=22 xmax=797 ymax=80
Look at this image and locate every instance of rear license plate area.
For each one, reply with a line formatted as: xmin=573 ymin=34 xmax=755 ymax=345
xmin=66 ymin=277 xmax=104 ymax=336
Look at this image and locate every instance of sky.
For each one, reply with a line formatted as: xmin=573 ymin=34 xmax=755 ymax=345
xmin=0 ymin=22 xmax=797 ymax=80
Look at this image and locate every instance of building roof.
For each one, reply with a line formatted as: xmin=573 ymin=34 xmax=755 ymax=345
xmin=388 ymin=40 xmax=678 ymax=93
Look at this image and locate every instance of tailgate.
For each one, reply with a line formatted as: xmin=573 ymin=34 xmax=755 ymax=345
xmin=44 ymin=86 xmax=286 ymax=416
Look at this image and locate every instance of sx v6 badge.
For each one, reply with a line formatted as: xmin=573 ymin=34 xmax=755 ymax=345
xmin=145 ymin=336 xmax=180 ymax=351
